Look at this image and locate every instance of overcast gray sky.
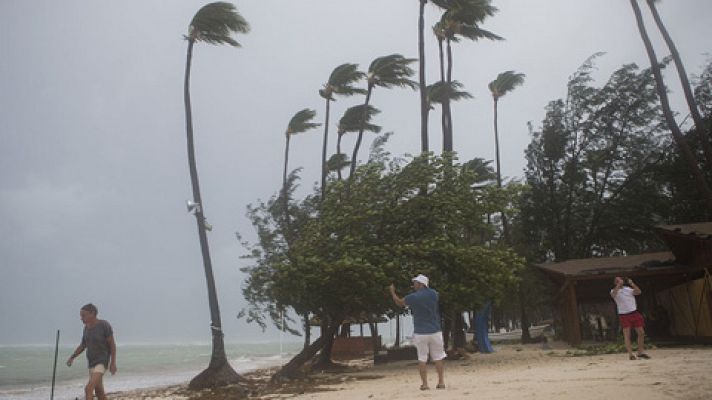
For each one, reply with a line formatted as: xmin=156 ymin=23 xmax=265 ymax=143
xmin=1 ymin=0 xmax=711 ymax=345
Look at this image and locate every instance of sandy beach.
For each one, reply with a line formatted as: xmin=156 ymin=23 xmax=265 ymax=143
xmin=110 ymin=343 xmax=712 ymax=400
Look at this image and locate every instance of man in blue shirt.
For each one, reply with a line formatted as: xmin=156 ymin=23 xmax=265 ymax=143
xmin=390 ymin=274 xmax=446 ymax=390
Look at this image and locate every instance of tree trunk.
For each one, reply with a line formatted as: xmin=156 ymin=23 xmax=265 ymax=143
xmin=273 ymin=320 xmax=341 ymax=381
xmin=443 ymin=38 xmax=454 ymax=152
xmin=184 ymin=38 xmax=241 ymax=390
xmin=340 ymin=323 xmax=351 ymax=337
xmin=394 ymin=314 xmax=401 ymax=348
xmin=629 ymin=0 xmax=712 ymax=212
xmin=320 ymin=98 xmax=332 ymax=201
xmin=349 ymin=87 xmax=374 ymax=178
xmin=368 ymin=322 xmax=380 ymax=354
xmin=336 ymin=133 xmax=344 ymax=181
xmin=493 ymin=97 xmax=510 ymax=240
xmin=452 ymin=311 xmax=467 ymax=349
xmin=282 ymin=134 xmax=292 ymax=234
xmin=318 ymin=329 xmax=337 ymax=367
xmin=442 ymin=313 xmax=451 ymax=350
xmin=303 ymin=313 xmax=311 ymax=350
xmin=418 ymin=0 xmax=429 ymax=154
xmin=438 ymin=37 xmax=449 ymax=151
xmin=646 ymin=0 xmax=712 ymax=169
xmin=518 ymin=287 xmax=532 ymax=343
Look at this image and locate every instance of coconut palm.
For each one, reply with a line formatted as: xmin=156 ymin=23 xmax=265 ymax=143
xmin=339 ymin=105 xmax=382 ymax=180
xmin=427 ymin=80 xmax=473 ymax=152
xmin=416 ymin=0 xmax=447 ymax=153
xmin=645 ymin=0 xmax=712 ymax=167
xmin=629 ymin=0 xmax=712 ymax=212
xmin=349 ymin=54 xmax=416 ymax=178
xmin=319 ymin=64 xmax=366 ymax=200
xmin=283 ymin=109 xmax=320 ymax=222
xmin=436 ymin=0 xmax=502 ymax=152
xmin=488 ymin=71 xmax=525 ymax=189
xmin=182 ymin=1 xmax=249 ymax=390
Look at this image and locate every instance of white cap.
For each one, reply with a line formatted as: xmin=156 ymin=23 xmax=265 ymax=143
xmin=412 ymin=274 xmax=429 ymax=287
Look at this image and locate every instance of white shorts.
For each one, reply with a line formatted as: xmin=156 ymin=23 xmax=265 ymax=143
xmin=413 ymin=332 xmax=447 ymax=362
xmin=89 ymin=364 xmax=106 ymax=375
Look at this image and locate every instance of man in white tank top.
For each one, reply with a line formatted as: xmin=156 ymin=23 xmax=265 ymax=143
xmin=610 ymin=277 xmax=650 ymax=360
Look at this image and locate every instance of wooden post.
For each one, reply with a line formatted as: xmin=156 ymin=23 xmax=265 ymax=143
xmin=567 ymin=282 xmax=582 ymax=345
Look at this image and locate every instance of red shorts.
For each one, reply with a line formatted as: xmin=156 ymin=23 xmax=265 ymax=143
xmin=619 ymin=311 xmax=645 ymax=329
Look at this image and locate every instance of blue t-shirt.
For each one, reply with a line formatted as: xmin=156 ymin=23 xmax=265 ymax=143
xmin=405 ymin=287 xmax=442 ymax=334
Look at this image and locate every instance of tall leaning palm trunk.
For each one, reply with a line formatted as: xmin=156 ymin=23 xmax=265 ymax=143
xmin=418 ymin=0 xmax=430 ymax=153
xmin=645 ymin=0 xmax=712 ymax=169
xmin=182 ymin=2 xmax=249 ymax=390
xmin=282 ymin=109 xmax=320 ymax=234
xmin=281 ymin=109 xmax=319 ymax=353
xmin=629 ymin=0 xmax=712 ymax=212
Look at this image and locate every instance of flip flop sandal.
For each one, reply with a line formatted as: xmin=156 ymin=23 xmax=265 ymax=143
xmin=436 ymin=384 xmax=446 ymax=389
xmin=420 ymin=385 xmax=430 ymax=391
xmin=637 ymin=353 xmax=650 ymax=359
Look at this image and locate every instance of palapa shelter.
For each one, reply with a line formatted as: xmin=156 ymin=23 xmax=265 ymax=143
xmin=537 ymin=223 xmax=712 ymax=345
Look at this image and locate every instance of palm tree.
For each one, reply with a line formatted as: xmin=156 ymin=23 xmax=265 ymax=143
xmin=280 ymin=109 xmax=319 ymax=352
xmin=319 ymin=64 xmax=366 ymax=199
xmin=416 ymin=0 xmax=449 ymax=153
xmin=488 ymin=71 xmax=525 ymax=190
xmin=645 ymin=0 xmax=712 ymax=167
xmin=349 ymin=54 xmax=416 ymax=178
xmin=437 ymin=0 xmax=502 ymax=152
xmin=427 ymin=80 xmax=473 ymax=153
xmin=629 ymin=0 xmax=712 ymax=212
xmin=182 ymin=1 xmax=249 ymax=390
xmin=339 ymin=105 xmax=382 ymax=180
xmin=282 ymin=109 xmax=321 ymax=229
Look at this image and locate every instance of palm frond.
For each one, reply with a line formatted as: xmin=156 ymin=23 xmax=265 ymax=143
xmin=338 ymin=105 xmax=382 ymax=134
xmin=327 ymin=153 xmax=350 ymax=172
xmin=189 ymin=2 xmax=250 ymax=46
xmin=442 ymin=0 xmax=498 ymax=25
xmin=457 ymin=24 xmax=503 ymax=41
xmin=427 ymin=80 xmax=473 ymax=105
xmin=322 ymin=63 xmax=368 ymax=99
xmin=488 ymin=70 xmax=526 ymax=100
xmin=286 ymin=109 xmax=321 ymax=135
xmin=367 ymin=54 xmax=418 ymax=90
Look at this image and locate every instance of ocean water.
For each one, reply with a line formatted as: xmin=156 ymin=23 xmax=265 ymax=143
xmin=0 ymin=341 xmax=302 ymax=400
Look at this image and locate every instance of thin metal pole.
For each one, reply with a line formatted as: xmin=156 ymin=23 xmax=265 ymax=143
xmin=50 ymin=329 xmax=60 ymax=400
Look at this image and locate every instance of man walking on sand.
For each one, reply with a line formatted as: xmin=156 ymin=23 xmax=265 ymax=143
xmin=66 ymin=303 xmax=117 ymax=400
xmin=390 ymin=274 xmax=446 ymax=390
xmin=610 ymin=277 xmax=650 ymax=360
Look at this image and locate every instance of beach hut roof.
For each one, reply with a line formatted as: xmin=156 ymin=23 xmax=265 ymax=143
xmin=536 ymin=251 xmax=682 ymax=280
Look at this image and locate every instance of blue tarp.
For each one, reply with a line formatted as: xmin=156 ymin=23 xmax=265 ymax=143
xmin=474 ymin=300 xmax=494 ymax=353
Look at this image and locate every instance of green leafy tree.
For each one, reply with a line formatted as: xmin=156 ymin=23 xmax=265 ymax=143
xmin=181 ymin=1 xmax=249 ymax=390
xmin=319 ymin=64 xmax=366 ymax=199
xmin=242 ymin=150 xmax=522 ymax=379
xmin=349 ymin=54 xmax=416 ymax=178
xmin=522 ymin=56 xmax=671 ymax=261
